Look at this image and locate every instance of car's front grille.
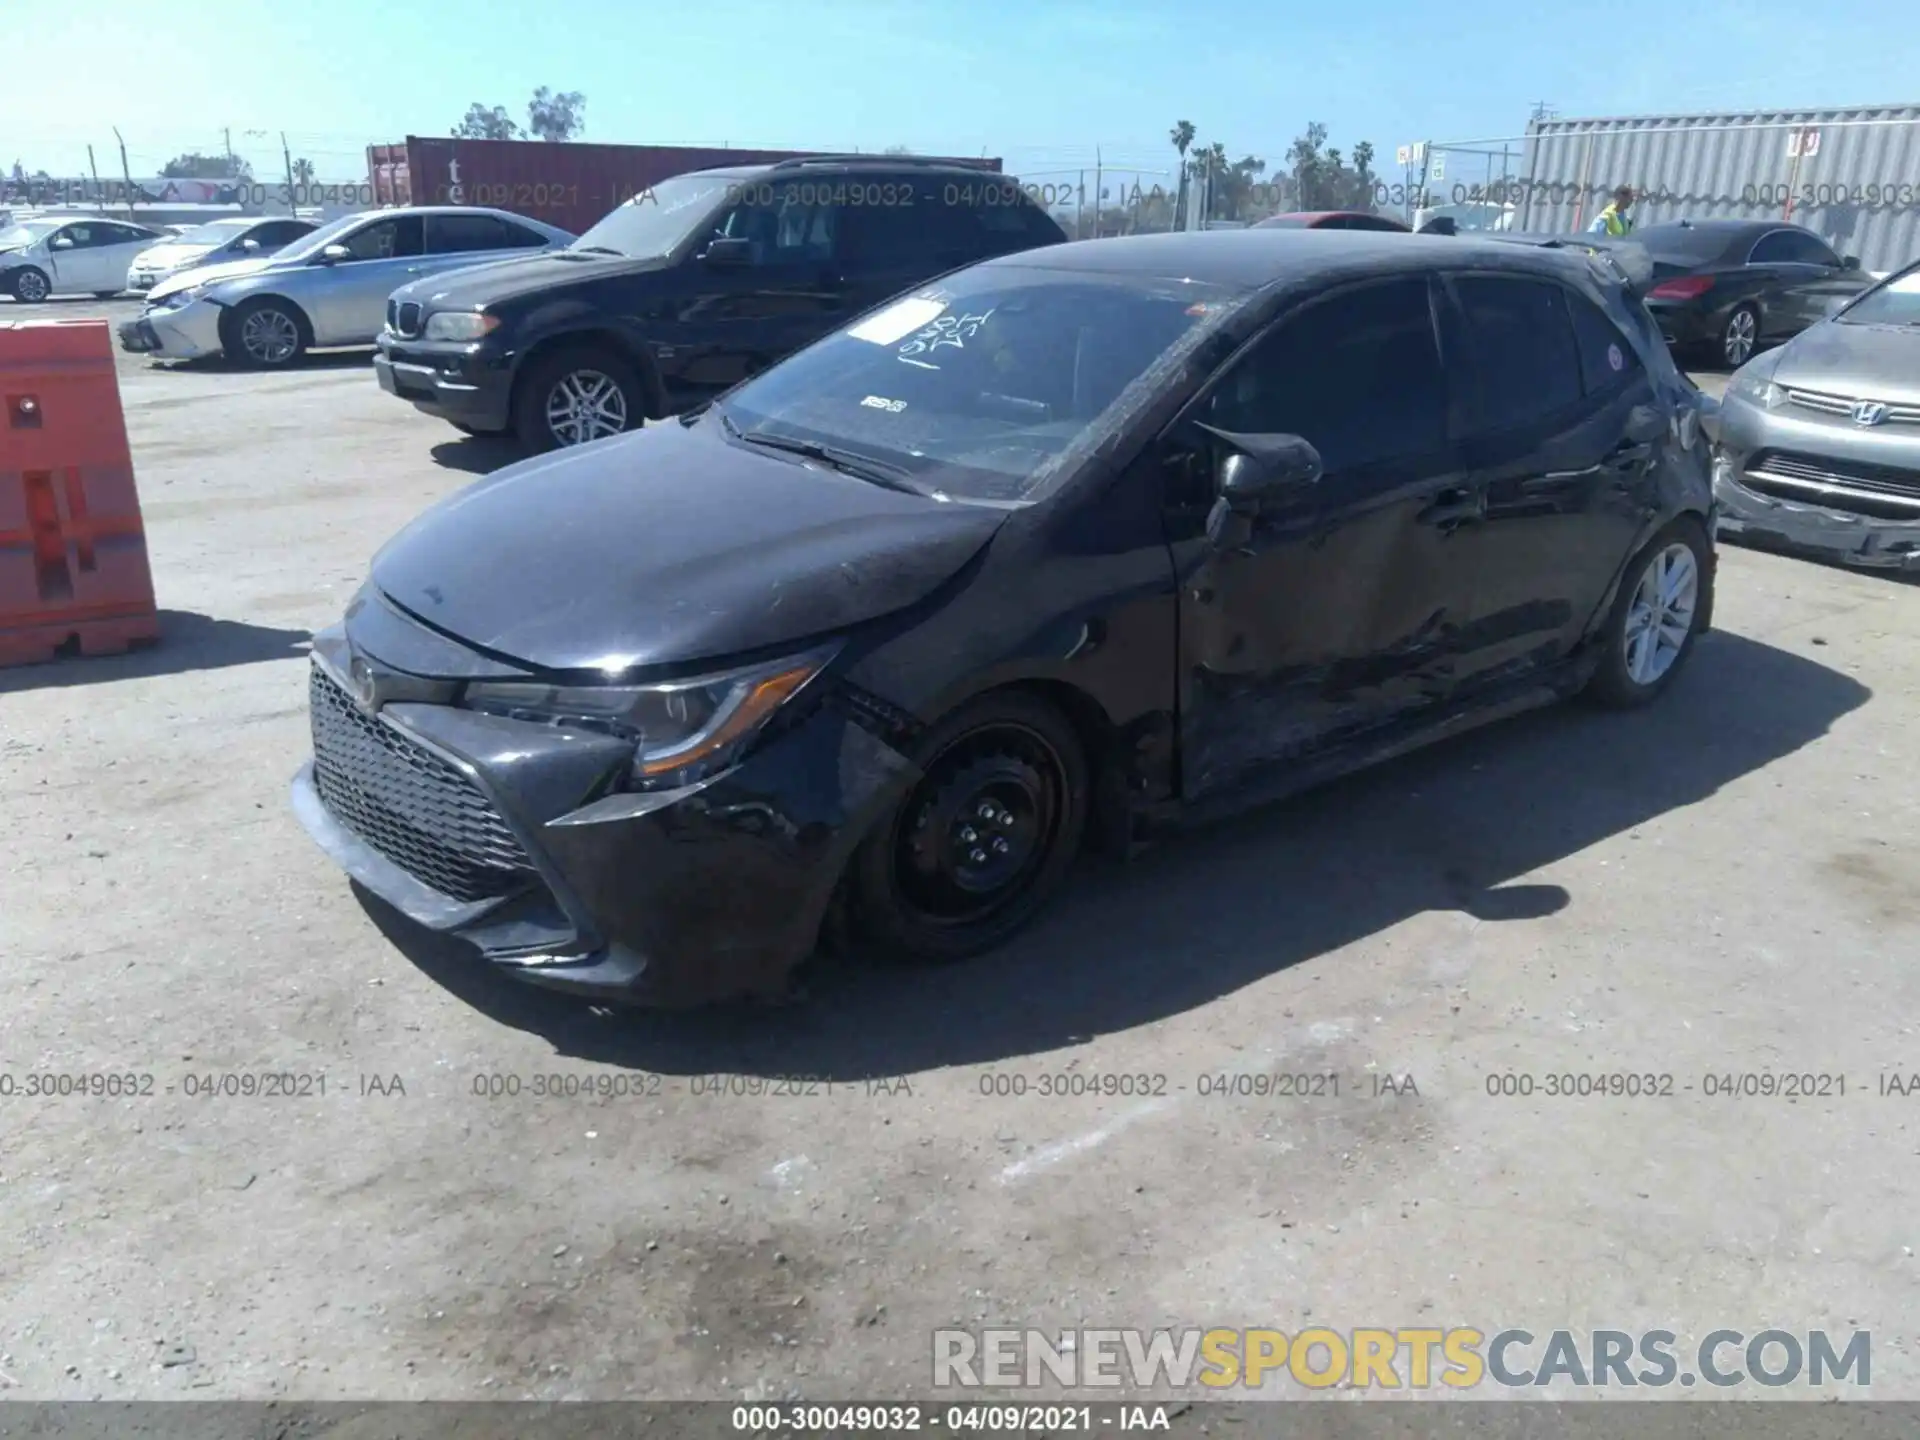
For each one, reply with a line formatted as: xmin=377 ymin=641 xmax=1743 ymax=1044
xmin=1742 ymin=449 xmax=1920 ymax=520
xmin=1784 ymin=387 xmax=1920 ymax=425
xmin=309 ymin=663 xmax=535 ymax=902
xmin=386 ymin=299 xmax=422 ymax=337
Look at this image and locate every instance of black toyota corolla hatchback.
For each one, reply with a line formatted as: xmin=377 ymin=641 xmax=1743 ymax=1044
xmin=295 ymin=229 xmax=1717 ymax=1007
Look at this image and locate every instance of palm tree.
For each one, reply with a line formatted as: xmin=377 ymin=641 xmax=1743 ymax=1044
xmin=1169 ymin=120 xmax=1195 ymax=229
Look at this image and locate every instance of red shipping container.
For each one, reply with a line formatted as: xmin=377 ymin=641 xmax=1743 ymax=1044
xmin=366 ymin=137 xmax=1004 ymax=237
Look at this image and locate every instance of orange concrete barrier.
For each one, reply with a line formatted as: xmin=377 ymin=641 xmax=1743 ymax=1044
xmin=0 ymin=319 xmax=159 ymax=667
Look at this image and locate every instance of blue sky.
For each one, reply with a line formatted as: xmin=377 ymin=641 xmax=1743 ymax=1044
xmin=5 ymin=0 xmax=1916 ymax=188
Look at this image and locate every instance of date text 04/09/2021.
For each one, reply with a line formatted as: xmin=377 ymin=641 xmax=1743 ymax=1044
xmin=729 ymin=1403 xmax=1175 ymax=1432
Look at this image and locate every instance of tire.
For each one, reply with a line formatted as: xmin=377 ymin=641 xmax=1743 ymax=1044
xmin=223 ymin=297 xmax=308 ymax=368
xmin=1718 ymin=304 xmax=1759 ymax=369
xmin=1584 ymin=517 xmax=1712 ymax=710
xmin=846 ymin=690 xmax=1089 ymax=965
xmin=9 ymin=267 xmax=51 ymax=303
xmin=512 ymin=345 xmax=644 ymax=453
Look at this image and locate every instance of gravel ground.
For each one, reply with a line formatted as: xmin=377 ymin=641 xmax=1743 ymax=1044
xmin=2 ymin=303 xmax=1917 ymax=1405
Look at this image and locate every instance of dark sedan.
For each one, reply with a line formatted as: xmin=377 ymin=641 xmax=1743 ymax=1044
xmin=1637 ymin=219 xmax=1874 ymax=368
xmin=1255 ymin=211 xmax=1411 ymax=232
xmin=293 ymin=229 xmax=1716 ymax=1008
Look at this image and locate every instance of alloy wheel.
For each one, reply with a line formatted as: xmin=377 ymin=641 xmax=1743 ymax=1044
xmin=545 ymin=369 xmax=629 ymax=446
xmin=1623 ymin=542 xmax=1698 ymax=687
xmin=15 ymin=269 xmax=49 ymax=302
xmin=890 ymin=725 xmax=1068 ymax=929
xmin=1721 ymin=308 xmax=1756 ymax=367
xmin=240 ymin=307 xmax=300 ymax=364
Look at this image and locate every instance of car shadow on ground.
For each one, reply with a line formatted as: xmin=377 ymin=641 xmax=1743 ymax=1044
xmin=367 ymin=629 xmax=1868 ymax=1076
xmin=0 ymin=610 xmax=309 ymax=692
xmin=143 ymin=349 xmax=373 ymax=375
xmin=430 ymin=435 xmax=525 ymax=476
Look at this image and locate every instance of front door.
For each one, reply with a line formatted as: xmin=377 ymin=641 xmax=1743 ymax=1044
xmin=307 ymin=214 xmax=426 ymax=344
xmin=662 ymin=188 xmax=856 ymax=404
xmin=46 ymin=223 xmax=112 ymax=292
xmin=1162 ymin=275 xmax=1479 ymax=799
xmin=1440 ymin=272 xmax=1661 ymax=688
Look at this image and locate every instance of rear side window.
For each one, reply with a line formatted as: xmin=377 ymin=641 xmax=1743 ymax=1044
xmin=428 ymin=213 xmax=530 ymax=253
xmin=1204 ymin=277 xmax=1448 ymax=474
xmin=1750 ymin=229 xmax=1838 ymax=266
xmin=1564 ymin=290 xmax=1644 ymax=396
xmin=1453 ymin=275 xmax=1583 ymax=430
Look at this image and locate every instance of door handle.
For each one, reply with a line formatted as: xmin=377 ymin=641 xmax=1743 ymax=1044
xmin=1420 ymin=485 xmax=1484 ymax=528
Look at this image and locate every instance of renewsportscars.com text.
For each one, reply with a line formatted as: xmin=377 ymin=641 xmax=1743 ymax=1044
xmin=932 ymin=1327 xmax=1871 ymax=1391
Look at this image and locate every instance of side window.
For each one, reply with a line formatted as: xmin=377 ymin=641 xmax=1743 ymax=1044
xmin=257 ymin=221 xmax=311 ymax=246
xmin=497 ymin=220 xmax=549 ymax=248
xmin=1203 ymin=277 xmax=1448 ymax=475
xmin=840 ymin=196 xmax=948 ymax=266
xmin=341 ymin=216 xmax=424 ymax=261
xmin=1453 ymin=275 xmax=1584 ymax=431
xmin=57 ymin=224 xmax=97 ymax=248
xmin=1748 ymin=230 xmax=1833 ymax=265
xmin=709 ymin=190 xmax=837 ymax=265
xmin=1564 ymin=290 xmax=1645 ymax=396
xmin=427 ymin=213 xmax=517 ymax=253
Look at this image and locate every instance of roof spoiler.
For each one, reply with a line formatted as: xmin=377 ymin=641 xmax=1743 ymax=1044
xmin=1481 ymin=232 xmax=1655 ymax=295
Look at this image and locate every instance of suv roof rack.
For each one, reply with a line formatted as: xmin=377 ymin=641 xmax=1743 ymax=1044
xmin=765 ymin=154 xmax=993 ymax=171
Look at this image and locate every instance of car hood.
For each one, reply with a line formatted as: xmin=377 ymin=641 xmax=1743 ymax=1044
xmin=1770 ymin=320 xmax=1920 ymax=404
xmin=368 ymin=416 xmax=1006 ymax=673
xmin=147 ymin=254 xmax=280 ymax=299
xmin=133 ymin=242 xmax=216 ymax=269
xmin=391 ymin=248 xmax=672 ymax=308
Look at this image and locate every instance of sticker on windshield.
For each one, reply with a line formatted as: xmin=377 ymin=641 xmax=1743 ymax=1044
xmin=861 ymin=396 xmax=907 ymax=412
xmin=1608 ymin=342 xmax=1624 ymax=372
xmin=848 ymin=296 xmax=949 ymax=345
xmin=896 ymin=309 xmax=995 ymax=370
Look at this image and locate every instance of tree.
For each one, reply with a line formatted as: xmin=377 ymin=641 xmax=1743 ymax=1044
xmin=291 ymin=157 xmax=316 ymax=185
xmin=1168 ymin=119 xmax=1196 ymax=229
xmin=527 ymin=87 xmax=586 ymax=142
xmin=161 ymin=151 xmax=251 ymax=179
xmin=1286 ymin=122 xmax=1381 ymax=213
xmin=1184 ymin=142 xmax=1271 ymax=222
xmin=454 ymin=103 xmax=521 ymax=140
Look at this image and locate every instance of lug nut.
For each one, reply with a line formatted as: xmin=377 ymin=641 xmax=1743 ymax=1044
xmin=992 ymin=837 xmax=1010 ymax=855
xmin=960 ymin=826 xmax=977 ymax=843
xmin=970 ymin=848 xmax=988 ymax=864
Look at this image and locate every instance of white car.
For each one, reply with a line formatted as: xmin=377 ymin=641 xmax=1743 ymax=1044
xmin=0 ymin=217 xmax=169 ymax=301
xmin=125 ymin=216 xmax=318 ymax=294
xmin=1412 ymin=200 xmax=1517 ymax=234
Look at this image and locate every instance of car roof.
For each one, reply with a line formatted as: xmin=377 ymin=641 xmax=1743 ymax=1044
xmin=1637 ymin=218 xmax=1786 ymax=239
xmin=977 ymin=227 xmax=1570 ymax=290
xmin=687 ymin=158 xmax=1013 ymax=182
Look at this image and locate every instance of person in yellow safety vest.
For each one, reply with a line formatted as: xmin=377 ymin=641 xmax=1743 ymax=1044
xmin=1588 ymin=185 xmax=1636 ymax=236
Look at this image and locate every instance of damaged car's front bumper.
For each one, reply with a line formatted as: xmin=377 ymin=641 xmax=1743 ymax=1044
xmin=117 ymin=295 xmax=225 ymax=360
xmin=1713 ymin=391 xmax=1920 ymax=571
xmin=290 ymin=618 xmax=918 ymax=1007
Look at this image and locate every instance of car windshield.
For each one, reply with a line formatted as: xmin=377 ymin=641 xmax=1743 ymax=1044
xmin=716 ymin=265 xmax=1243 ymax=503
xmin=569 ymin=173 xmax=739 ymax=256
xmin=1837 ymin=268 xmax=1920 ymax=326
xmin=0 ymin=220 xmax=58 ymax=248
xmin=171 ymin=219 xmax=256 ymax=246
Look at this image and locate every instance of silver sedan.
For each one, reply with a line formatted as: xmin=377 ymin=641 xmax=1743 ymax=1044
xmin=116 ymin=206 xmax=574 ymax=368
xmin=1714 ymin=259 xmax=1920 ymax=570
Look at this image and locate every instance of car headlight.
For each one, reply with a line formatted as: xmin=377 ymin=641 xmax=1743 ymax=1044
xmin=460 ymin=645 xmax=836 ymax=787
xmin=423 ymin=311 xmax=500 ymax=341
xmin=153 ymin=284 xmax=208 ymax=309
xmin=1728 ymin=364 xmax=1784 ymax=409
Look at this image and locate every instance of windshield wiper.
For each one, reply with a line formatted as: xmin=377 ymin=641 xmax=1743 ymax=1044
xmin=728 ymin=419 xmax=930 ymax=496
xmin=568 ymin=245 xmax=627 ymax=257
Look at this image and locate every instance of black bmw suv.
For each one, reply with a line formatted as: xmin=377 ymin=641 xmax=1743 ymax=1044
xmin=373 ymin=155 xmax=1067 ymax=451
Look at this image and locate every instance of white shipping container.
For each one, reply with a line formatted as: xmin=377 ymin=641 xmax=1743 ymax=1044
xmin=1506 ymin=104 xmax=1920 ymax=274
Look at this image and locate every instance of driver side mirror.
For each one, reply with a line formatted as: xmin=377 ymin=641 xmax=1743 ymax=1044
xmin=239 ymin=238 xmax=261 ymax=253
xmin=49 ymin=236 xmax=74 ymax=250
xmin=701 ymin=236 xmax=754 ymax=266
xmin=1841 ymin=254 xmax=1860 ymax=270
xmin=316 ymin=243 xmax=351 ymax=265
xmin=1195 ymin=424 xmax=1324 ymax=550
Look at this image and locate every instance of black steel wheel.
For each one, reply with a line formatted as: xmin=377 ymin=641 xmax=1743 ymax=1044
xmin=848 ymin=691 xmax=1088 ymax=963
